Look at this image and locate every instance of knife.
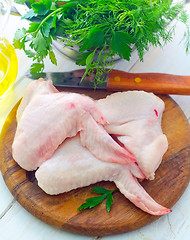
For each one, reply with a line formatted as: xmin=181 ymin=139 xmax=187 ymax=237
xmin=26 ymin=69 xmax=190 ymax=95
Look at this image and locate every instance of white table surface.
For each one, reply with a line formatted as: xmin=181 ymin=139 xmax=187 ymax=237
xmin=0 ymin=4 xmax=190 ymax=240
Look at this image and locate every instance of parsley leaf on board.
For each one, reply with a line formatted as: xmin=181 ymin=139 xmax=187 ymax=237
xmin=14 ymin=0 xmax=190 ymax=86
xmin=78 ymin=186 xmax=118 ymax=212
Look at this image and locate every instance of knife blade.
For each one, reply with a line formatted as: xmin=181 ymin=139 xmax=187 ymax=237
xmin=26 ymin=69 xmax=190 ymax=95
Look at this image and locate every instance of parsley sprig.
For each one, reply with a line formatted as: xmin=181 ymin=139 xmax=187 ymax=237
xmin=78 ymin=186 xmax=118 ymax=212
xmin=14 ymin=0 xmax=190 ymax=86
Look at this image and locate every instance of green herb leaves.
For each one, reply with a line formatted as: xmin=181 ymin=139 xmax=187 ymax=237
xmin=14 ymin=0 xmax=190 ymax=86
xmin=78 ymin=186 xmax=118 ymax=212
xmin=13 ymin=0 xmax=64 ymax=72
xmin=32 ymin=0 xmax=52 ymax=15
xmin=79 ymin=27 xmax=105 ymax=52
xmin=111 ymin=31 xmax=134 ymax=61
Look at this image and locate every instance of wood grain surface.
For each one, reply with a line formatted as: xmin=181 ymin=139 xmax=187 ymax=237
xmin=0 ymin=89 xmax=189 ymax=236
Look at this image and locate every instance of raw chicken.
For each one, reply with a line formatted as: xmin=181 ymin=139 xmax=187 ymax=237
xmin=96 ymin=91 xmax=168 ymax=180
xmin=80 ymin=112 xmax=135 ymax=164
xmin=12 ymin=79 xmax=135 ymax=171
xmin=16 ymin=78 xmax=59 ymax=123
xmin=36 ymin=135 xmax=171 ymax=216
xmin=12 ymin=79 xmax=170 ymax=215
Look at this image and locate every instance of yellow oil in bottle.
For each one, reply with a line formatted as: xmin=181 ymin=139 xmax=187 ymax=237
xmin=0 ymin=37 xmax=18 ymax=101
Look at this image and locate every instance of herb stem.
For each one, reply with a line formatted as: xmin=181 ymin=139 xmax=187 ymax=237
xmin=35 ymin=7 xmax=63 ymax=34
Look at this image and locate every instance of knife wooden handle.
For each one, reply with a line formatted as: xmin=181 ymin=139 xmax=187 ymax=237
xmin=107 ymin=70 xmax=190 ymax=95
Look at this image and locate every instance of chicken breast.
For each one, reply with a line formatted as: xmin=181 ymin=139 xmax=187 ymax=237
xmin=12 ymin=79 xmax=135 ymax=171
xmin=97 ymin=91 xmax=168 ymax=179
xmin=36 ymin=135 xmax=171 ymax=216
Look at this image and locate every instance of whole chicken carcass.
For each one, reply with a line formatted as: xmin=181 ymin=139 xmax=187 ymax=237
xmin=36 ymin=135 xmax=171 ymax=216
xmin=96 ymin=91 xmax=168 ymax=180
xmin=12 ymin=79 xmax=135 ymax=171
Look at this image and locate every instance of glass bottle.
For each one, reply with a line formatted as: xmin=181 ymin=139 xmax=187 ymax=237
xmin=0 ymin=0 xmax=18 ymax=102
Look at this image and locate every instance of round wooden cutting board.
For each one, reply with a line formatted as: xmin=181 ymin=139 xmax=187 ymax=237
xmin=0 ymin=89 xmax=190 ymax=236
